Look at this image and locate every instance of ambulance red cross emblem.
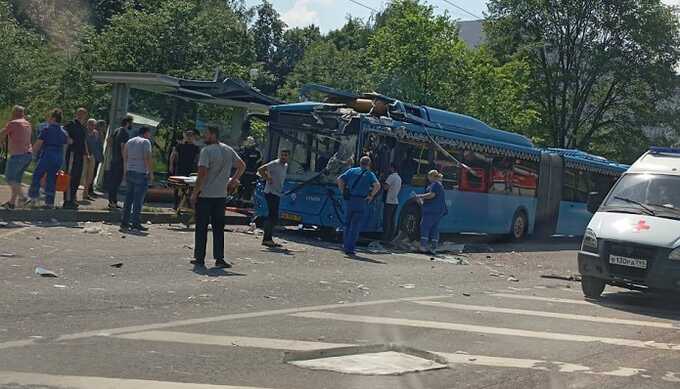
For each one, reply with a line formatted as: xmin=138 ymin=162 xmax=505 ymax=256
xmin=633 ymin=220 xmax=650 ymax=232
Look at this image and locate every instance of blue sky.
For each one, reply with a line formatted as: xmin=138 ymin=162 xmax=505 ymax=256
xmin=246 ymin=0 xmax=680 ymax=33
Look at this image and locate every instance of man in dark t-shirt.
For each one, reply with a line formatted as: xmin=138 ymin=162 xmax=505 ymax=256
xmin=238 ymin=136 xmax=261 ymax=201
xmin=63 ymin=108 xmax=90 ymax=209
xmin=169 ymin=130 xmax=200 ymax=209
xmin=107 ymin=115 xmax=133 ymax=209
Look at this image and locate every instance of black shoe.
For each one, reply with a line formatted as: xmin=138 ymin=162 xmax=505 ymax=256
xmin=131 ymin=224 xmax=149 ymax=232
xmin=190 ymin=259 xmax=205 ymax=267
xmin=119 ymin=223 xmax=130 ymax=231
xmin=62 ymin=202 xmax=79 ymax=210
xmin=214 ymin=259 xmax=232 ymax=268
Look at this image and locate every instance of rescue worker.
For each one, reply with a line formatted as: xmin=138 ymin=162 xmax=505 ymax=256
xmin=415 ymin=170 xmax=448 ymax=254
xmin=337 ymin=156 xmax=381 ymax=256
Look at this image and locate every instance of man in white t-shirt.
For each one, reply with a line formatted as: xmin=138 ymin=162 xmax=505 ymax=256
xmin=383 ymin=163 xmax=402 ymax=242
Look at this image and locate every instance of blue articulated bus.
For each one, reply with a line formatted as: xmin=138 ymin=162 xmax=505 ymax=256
xmin=254 ymin=85 xmax=628 ymax=240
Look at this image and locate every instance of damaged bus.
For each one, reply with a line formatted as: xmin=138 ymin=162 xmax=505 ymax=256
xmin=254 ymin=85 xmax=628 ymax=240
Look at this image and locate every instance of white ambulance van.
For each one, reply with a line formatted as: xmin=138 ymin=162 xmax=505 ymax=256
xmin=578 ymin=147 xmax=680 ymax=298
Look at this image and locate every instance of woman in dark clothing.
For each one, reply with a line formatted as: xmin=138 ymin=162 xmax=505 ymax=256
xmin=415 ymin=169 xmax=448 ymax=254
xmin=26 ymin=109 xmax=69 ymax=209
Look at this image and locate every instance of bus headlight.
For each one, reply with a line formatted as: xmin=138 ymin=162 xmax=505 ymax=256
xmin=581 ymin=229 xmax=598 ymax=252
xmin=669 ymin=247 xmax=680 ymax=261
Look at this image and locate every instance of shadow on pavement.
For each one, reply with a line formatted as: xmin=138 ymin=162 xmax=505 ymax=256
xmin=590 ymin=290 xmax=680 ymax=321
xmin=191 ymin=265 xmax=246 ymax=277
xmin=346 ymin=254 xmax=387 ymax=265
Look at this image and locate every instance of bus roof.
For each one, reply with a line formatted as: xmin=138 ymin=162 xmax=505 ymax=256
xmin=547 ymin=148 xmax=629 ymax=174
xmin=421 ymin=106 xmax=534 ymax=149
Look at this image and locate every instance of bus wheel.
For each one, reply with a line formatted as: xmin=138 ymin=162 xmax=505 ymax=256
xmin=510 ymin=211 xmax=528 ymax=241
xmin=581 ymin=276 xmax=606 ymax=299
xmin=399 ymin=204 xmax=421 ymax=242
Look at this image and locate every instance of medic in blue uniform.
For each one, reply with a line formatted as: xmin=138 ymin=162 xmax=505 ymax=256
xmin=337 ymin=156 xmax=381 ymax=256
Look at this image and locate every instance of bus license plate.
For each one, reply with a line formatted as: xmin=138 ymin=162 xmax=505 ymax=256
xmin=280 ymin=213 xmax=302 ymax=222
xmin=609 ymin=255 xmax=647 ymax=269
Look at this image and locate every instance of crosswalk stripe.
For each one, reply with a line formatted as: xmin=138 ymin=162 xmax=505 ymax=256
xmin=110 ymin=331 xmax=676 ymax=380
xmin=0 ymin=371 xmax=275 ymax=389
xmin=116 ymin=331 xmax=353 ymax=351
xmin=491 ymin=293 xmax=592 ymax=305
xmin=291 ymin=312 xmax=680 ymax=351
xmin=491 ymin=293 xmax=680 ymax=318
xmin=414 ymin=301 xmax=678 ymax=329
xmin=0 ymin=294 xmax=452 ymax=351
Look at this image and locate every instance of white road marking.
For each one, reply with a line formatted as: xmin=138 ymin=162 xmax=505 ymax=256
xmin=491 ymin=293 xmax=680 ymax=318
xmin=415 ymin=301 xmax=678 ymax=329
xmin=0 ymin=294 xmax=451 ymax=350
xmin=292 ymin=312 xmax=680 ymax=351
xmin=116 ymin=331 xmax=353 ymax=351
xmin=111 ymin=331 xmax=676 ymax=380
xmin=0 ymin=371 xmax=274 ymax=389
xmin=491 ymin=293 xmax=592 ymax=305
xmin=0 ymin=226 xmax=30 ymax=239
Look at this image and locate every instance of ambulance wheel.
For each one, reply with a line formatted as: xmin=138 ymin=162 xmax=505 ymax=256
xmin=399 ymin=203 xmax=421 ymax=242
xmin=581 ymin=276 xmax=606 ymax=299
xmin=509 ymin=210 xmax=528 ymax=241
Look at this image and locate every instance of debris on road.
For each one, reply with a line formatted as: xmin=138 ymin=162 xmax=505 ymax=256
xmin=110 ymin=263 xmax=124 ymax=268
xmin=462 ymin=292 xmax=471 ymax=297
xmin=264 ymin=295 xmax=279 ymax=299
xmin=432 ymin=255 xmax=469 ymax=265
xmin=53 ymin=284 xmax=66 ymax=288
xmin=35 ymin=267 xmax=58 ymax=277
xmin=438 ymin=242 xmax=465 ymax=253
xmin=183 ymin=244 xmax=193 ymax=250
xmin=83 ymin=225 xmax=104 ymax=234
xmin=0 ymin=253 xmax=16 ymax=257
xmin=507 ymin=276 xmax=520 ymax=282
xmin=400 ymin=284 xmax=416 ymax=289
xmin=367 ymin=241 xmax=389 ymax=254
xmin=540 ymin=274 xmax=582 ymax=282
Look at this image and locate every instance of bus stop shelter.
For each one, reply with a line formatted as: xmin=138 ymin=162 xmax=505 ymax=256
xmin=92 ymin=71 xmax=282 ymax=185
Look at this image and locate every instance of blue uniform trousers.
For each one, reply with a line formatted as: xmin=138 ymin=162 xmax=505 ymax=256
xmin=29 ymin=151 xmax=62 ymax=206
xmin=343 ymin=197 xmax=368 ymax=254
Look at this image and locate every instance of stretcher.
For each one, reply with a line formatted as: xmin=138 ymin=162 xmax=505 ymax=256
xmin=167 ymin=176 xmax=197 ymax=226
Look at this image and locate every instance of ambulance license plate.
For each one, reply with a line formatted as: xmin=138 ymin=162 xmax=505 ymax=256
xmin=280 ymin=212 xmax=302 ymax=222
xmin=609 ymin=255 xmax=647 ymax=269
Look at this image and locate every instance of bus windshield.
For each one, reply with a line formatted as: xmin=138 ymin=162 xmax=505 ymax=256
xmin=602 ymin=173 xmax=680 ymax=219
xmin=273 ymin=129 xmax=357 ymax=183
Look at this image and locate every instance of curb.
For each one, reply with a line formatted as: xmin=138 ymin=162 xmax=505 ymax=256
xmin=0 ymin=209 xmax=249 ymax=225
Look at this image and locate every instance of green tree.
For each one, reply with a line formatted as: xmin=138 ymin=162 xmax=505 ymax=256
xmin=368 ymin=0 xmax=463 ymax=108
xmin=278 ymin=40 xmax=372 ymax=101
xmin=486 ymin=0 xmax=680 ymax=150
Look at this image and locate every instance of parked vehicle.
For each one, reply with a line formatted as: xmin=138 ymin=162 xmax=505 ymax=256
xmin=578 ymin=147 xmax=680 ymax=298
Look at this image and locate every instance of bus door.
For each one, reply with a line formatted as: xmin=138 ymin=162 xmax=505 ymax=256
xmin=534 ymin=152 xmax=563 ymax=237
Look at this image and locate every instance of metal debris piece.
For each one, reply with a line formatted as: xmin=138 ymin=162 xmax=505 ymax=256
xmin=0 ymin=253 xmax=15 ymax=257
xmin=540 ymin=274 xmax=582 ymax=282
xmin=35 ymin=267 xmax=58 ymax=277
xmin=399 ymin=284 xmax=416 ymax=289
xmin=110 ymin=263 xmax=123 ymax=268
xmin=507 ymin=276 xmax=519 ymax=282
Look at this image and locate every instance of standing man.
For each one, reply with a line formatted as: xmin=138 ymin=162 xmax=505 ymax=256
xmin=190 ymin=126 xmax=245 ymax=268
xmin=337 ymin=156 xmax=381 ymax=256
xmin=383 ymin=162 xmax=402 ymax=243
xmin=257 ymin=149 xmax=289 ymax=247
xmin=107 ymin=115 xmax=132 ymax=209
xmin=121 ymin=127 xmax=153 ymax=232
xmin=63 ymin=108 xmax=89 ymax=209
xmin=169 ymin=129 xmax=200 ymax=209
xmin=0 ymin=106 xmax=32 ymax=209
xmin=81 ymin=118 xmax=98 ymax=201
xmin=239 ymin=136 xmax=262 ymax=201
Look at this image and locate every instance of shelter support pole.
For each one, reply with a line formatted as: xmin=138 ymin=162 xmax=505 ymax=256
xmin=96 ymin=83 xmax=130 ymax=190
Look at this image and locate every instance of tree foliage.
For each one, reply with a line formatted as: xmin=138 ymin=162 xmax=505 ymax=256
xmin=486 ymin=0 xmax=680 ymax=150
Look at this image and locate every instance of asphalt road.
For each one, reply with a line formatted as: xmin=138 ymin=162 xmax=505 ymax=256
xmin=1 ymin=222 xmax=679 ymax=388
